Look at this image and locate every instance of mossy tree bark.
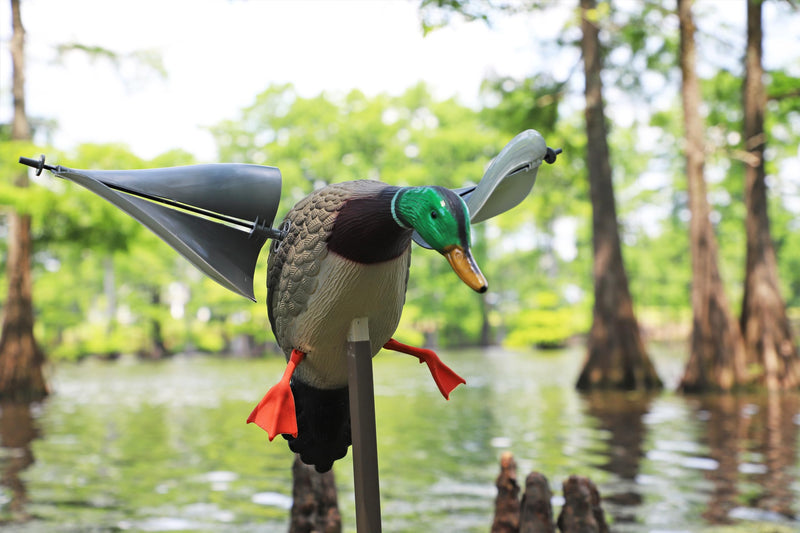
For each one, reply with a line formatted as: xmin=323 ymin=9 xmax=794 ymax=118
xmin=575 ymin=0 xmax=661 ymax=391
xmin=677 ymin=0 xmax=748 ymax=392
xmin=0 ymin=0 xmax=48 ymax=402
xmin=739 ymin=0 xmax=800 ymax=389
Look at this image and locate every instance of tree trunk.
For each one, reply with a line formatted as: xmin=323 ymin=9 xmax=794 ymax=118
xmin=479 ymin=294 xmax=493 ymax=347
xmin=556 ymin=476 xmax=609 ymax=533
xmin=739 ymin=0 xmax=800 ymax=389
xmin=677 ymin=0 xmax=749 ymax=392
xmin=103 ymin=257 xmax=116 ymax=329
xmin=575 ymin=0 xmax=661 ymax=391
xmin=289 ymin=455 xmax=341 ymax=533
xmin=519 ymin=472 xmax=555 ymax=533
xmin=146 ymin=288 xmax=169 ymax=359
xmin=0 ymin=0 xmax=48 ymax=402
xmin=491 ymin=451 xmax=520 ymax=533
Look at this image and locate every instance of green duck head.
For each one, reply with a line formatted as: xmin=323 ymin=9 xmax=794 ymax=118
xmin=392 ymin=186 xmax=488 ymax=293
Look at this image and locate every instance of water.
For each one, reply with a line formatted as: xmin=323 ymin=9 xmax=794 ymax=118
xmin=1 ymin=345 xmax=799 ymax=532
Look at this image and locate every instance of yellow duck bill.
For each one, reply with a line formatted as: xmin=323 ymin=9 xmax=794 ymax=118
xmin=444 ymin=245 xmax=488 ymax=293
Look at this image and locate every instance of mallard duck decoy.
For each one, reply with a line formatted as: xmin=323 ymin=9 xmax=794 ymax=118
xmin=246 ymin=180 xmax=486 ymax=471
xmin=22 ymin=129 xmax=558 ymax=473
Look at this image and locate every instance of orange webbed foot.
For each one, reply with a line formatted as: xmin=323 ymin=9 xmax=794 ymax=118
xmin=383 ymin=338 xmax=466 ymax=400
xmin=247 ymin=349 xmax=305 ymax=440
xmin=422 ymin=352 xmax=467 ymax=400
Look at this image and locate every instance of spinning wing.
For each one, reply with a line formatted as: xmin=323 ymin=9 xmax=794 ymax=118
xmin=20 ymin=156 xmax=282 ymax=301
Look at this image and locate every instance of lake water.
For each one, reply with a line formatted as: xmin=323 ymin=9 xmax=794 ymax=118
xmin=1 ymin=345 xmax=799 ymax=532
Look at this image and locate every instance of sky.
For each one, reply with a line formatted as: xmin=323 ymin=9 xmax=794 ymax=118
xmin=2 ymin=0 xmax=799 ymax=270
xmin=1 ymin=0 xmax=798 ymax=195
xmin=0 ymin=0 xmax=574 ymax=160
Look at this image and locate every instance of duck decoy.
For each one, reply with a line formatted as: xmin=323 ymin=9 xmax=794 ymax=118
xmin=248 ymin=180 xmax=485 ymax=471
xmin=20 ymin=129 xmax=559 ymax=472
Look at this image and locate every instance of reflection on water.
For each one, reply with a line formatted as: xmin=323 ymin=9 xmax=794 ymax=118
xmin=0 ymin=348 xmax=797 ymax=532
xmin=695 ymin=393 xmax=745 ymax=524
xmin=581 ymin=390 xmax=800 ymax=530
xmin=580 ymin=391 xmax=655 ymax=522
xmin=0 ymin=402 xmax=39 ymax=523
xmin=702 ymin=392 xmax=800 ymax=521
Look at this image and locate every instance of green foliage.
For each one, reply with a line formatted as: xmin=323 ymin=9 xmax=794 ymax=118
xmin=0 ymin=142 xmax=230 ymax=360
xmin=419 ymin=0 xmax=800 ymax=341
xmin=418 ymin=0 xmax=551 ymax=35
xmin=7 ymin=1 xmax=800 ymax=359
xmin=212 ymin=83 xmax=506 ymax=346
xmin=504 ymin=291 xmax=588 ymax=349
xmin=34 ymin=144 xmax=147 ymax=251
xmin=418 ymin=0 xmax=491 ymax=35
xmin=480 ymin=76 xmax=563 ymax=137
xmin=55 ymin=42 xmax=168 ymax=81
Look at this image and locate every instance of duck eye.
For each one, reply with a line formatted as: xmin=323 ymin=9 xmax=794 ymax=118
xmin=430 ymin=211 xmax=437 ymax=219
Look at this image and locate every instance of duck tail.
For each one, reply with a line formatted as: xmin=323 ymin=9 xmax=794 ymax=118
xmin=284 ymin=380 xmax=351 ymax=473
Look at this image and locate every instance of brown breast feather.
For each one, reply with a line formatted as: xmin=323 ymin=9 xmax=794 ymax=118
xmin=266 ymin=180 xmax=394 ymax=358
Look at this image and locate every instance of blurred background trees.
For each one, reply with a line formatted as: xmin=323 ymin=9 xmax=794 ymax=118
xmin=0 ymin=0 xmax=47 ymax=401
xmin=739 ymin=0 xmax=800 ymax=389
xmin=574 ymin=0 xmax=660 ymax=391
xmin=2 ymin=0 xmax=800 ymax=395
xmin=676 ymin=0 xmax=748 ymax=392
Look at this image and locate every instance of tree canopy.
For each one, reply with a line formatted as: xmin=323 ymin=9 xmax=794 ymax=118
xmin=1 ymin=2 xmax=799 ymax=365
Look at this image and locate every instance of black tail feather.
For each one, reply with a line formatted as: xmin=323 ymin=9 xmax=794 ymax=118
xmin=283 ymin=380 xmax=351 ymax=473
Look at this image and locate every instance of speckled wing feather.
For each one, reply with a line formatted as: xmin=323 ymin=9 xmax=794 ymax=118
xmin=266 ymin=181 xmax=389 ymax=358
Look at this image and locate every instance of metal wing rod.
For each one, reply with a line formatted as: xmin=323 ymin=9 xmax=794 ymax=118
xmin=100 ymin=178 xmax=285 ymax=240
